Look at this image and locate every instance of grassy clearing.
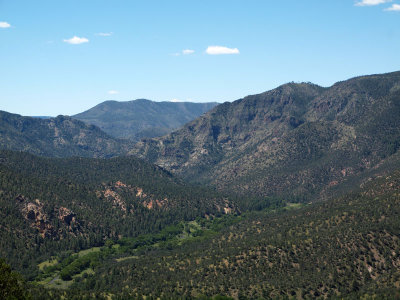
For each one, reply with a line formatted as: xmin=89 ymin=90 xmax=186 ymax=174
xmin=285 ymin=203 xmax=304 ymax=209
xmin=75 ymin=247 xmax=101 ymax=257
xmin=73 ymin=267 xmax=95 ymax=278
xmin=38 ymin=258 xmax=58 ymax=271
xmin=39 ymin=275 xmax=73 ymax=290
xmin=116 ymin=256 xmax=139 ymax=262
xmin=35 ymin=214 xmax=245 ymax=290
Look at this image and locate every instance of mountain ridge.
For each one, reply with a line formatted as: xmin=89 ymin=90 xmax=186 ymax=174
xmin=131 ymin=71 xmax=400 ymax=201
xmin=0 ymin=110 xmax=131 ymax=158
xmin=73 ymin=99 xmax=218 ymax=141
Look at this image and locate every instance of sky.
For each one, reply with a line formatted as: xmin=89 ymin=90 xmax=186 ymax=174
xmin=0 ymin=0 xmax=399 ymax=116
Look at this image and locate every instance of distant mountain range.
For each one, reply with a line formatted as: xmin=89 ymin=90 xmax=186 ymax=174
xmin=73 ymin=99 xmax=218 ymax=141
xmin=132 ymin=71 xmax=400 ymax=201
xmin=0 ymin=111 xmax=131 ymax=158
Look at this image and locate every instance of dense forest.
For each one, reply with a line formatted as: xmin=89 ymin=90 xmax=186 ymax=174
xmin=0 ymin=150 xmax=241 ymax=280
xmin=5 ymin=168 xmax=400 ymax=299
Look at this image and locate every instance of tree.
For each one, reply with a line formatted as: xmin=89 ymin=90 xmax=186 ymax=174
xmin=0 ymin=258 xmax=31 ymax=299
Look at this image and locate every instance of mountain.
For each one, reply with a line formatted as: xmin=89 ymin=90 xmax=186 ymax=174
xmin=131 ymin=71 xmax=400 ymax=201
xmin=30 ymin=167 xmax=400 ymax=299
xmin=73 ymin=99 xmax=218 ymax=141
xmin=0 ymin=150 xmax=237 ymax=279
xmin=0 ymin=111 xmax=131 ymax=158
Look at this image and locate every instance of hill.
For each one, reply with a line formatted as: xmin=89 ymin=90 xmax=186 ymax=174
xmin=0 ymin=111 xmax=130 ymax=158
xmin=73 ymin=99 xmax=218 ymax=141
xmin=31 ymin=167 xmax=400 ymax=299
xmin=131 ymin=71 xmax=400 ymax=201
xmin=0 ymin=150 xmax=237 ymax=279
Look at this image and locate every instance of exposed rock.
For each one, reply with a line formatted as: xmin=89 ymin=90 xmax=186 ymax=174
xmin=143 ymin=198 xmax=168 ymax=210
xmin=131 ymin=71 xmax=400 ymax=201
xmin=20 ymin=198 xmax=55 ymax=238
xmin=98 ymin=181 xmax=171 ymax=211
xmin=103 ymin=189 xmax=127 ymax=212
xmin=136 ymin=187 xmax=145 ymax=197
xmin=17 ymin=195 xmax=82 ymax=238
xmin=115 ymin=181 xmax=127 ymax=188
xmin=58 ymin=207 xmax=76 ymax=226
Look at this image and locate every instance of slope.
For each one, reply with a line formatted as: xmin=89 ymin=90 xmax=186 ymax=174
xmin=73 ymin=99 xmax=218 ymax=141
xmin=132 ymin=71 xmax=400 ymax=201
xmin=0 ymin=110 xmax=131 ymax=158
xmin=65 ymin=168 xmax=400 ymax=299
xmin=0 ymin=150 xmax=237 ymax=279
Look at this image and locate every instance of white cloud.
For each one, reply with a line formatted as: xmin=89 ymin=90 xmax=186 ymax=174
xmin=355 ymin=0 xmax=391 ymax=6
xmin=96 ymin=32 xmax=113 ymax=36
xmin=63 ymin=36 xmax=89 ymax=44
xmin=0 ymin=21 xmax=11 ymax=28
xmin=171 ymin=49 xmax=195 ymax=56
xmin=385 ymin=3 xmax=400 ymax=10
xmin=182 ymin=49 xmax=195 ymax=55
xmin=170 ymin=98 xmax=182 ymax=102
xmin=108 ymin=90 xmax=119 ymax=95
xmin=206 ymin=46 xmax=240 ymax=55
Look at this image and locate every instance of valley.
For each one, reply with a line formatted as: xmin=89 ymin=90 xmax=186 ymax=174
xmin=2 ymin=1 xmax=399 ymax=298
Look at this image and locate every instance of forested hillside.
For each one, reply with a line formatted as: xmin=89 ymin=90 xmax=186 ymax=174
xmin=132 ymin=71 xmax=400 ymax=201
xmin=0 ymin=111 xmax=130 ymax=158
xmin=73 ymin=99 xmax=218 ymax=141
xmin=0 ymin=150 xmax=237 ymax=280
xmin=27 ymin=168 xmax=400 ymax=299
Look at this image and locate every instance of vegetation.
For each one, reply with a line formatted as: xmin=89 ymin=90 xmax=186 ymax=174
xmin=73 ymin=99 xmax=218 ymax=141
xmin=4 ymin=170 xmax=396 ymax=299
xmin=51 ymin=170 xmax=400 ymax=299
xmin=0 ymin=150 xmax=240 ymax=279
xmin=0 ymin=111 xmax=131 ymax=158
xmin=0 ymin=259 xmax=31 ymax=299
xmin=1 ymin=71 xmax=400 ymax=299
xmin=132 ymin=71 xmax=400 ymax=202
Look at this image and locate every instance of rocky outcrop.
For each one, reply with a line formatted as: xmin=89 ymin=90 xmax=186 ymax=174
xmin=17 ymin=195 xmax=81 ymax=239
xmin=20 ymin=197 xmax=55 ymax=238
xmin=103 ymin=188 xmax=127 ymax=212
xmin=99 ymin=181 xmax=170 ymax=212
xmin=58 ymin=207 xmax=76 ymax=225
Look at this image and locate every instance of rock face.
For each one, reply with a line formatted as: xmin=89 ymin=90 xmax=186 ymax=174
xmin=99 ymin=181 xmax=169 ymax=212
xmin=58 ymin=207 xmax=77 ymax=226
xmin=18 ymin=195 xmax=81 ymax=239
xmin=132 ymin=71 xmax=400 ymax=200
xmin=98 ymin=181 xmax=236 ymax=215
xmin=20 ymin=197 xmax=55 ymax=238
xmin=103 ymin=188 xmax=127 ymax=212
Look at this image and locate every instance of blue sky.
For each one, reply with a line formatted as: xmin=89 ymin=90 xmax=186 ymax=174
xmin=0 ymin=0 xmax=399 ymax=116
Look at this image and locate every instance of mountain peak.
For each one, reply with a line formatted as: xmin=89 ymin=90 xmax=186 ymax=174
xmin=73 ymin=100 xmax=218 ymax=141
xmin=132 ymin=70 xmax=400 ymax=200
